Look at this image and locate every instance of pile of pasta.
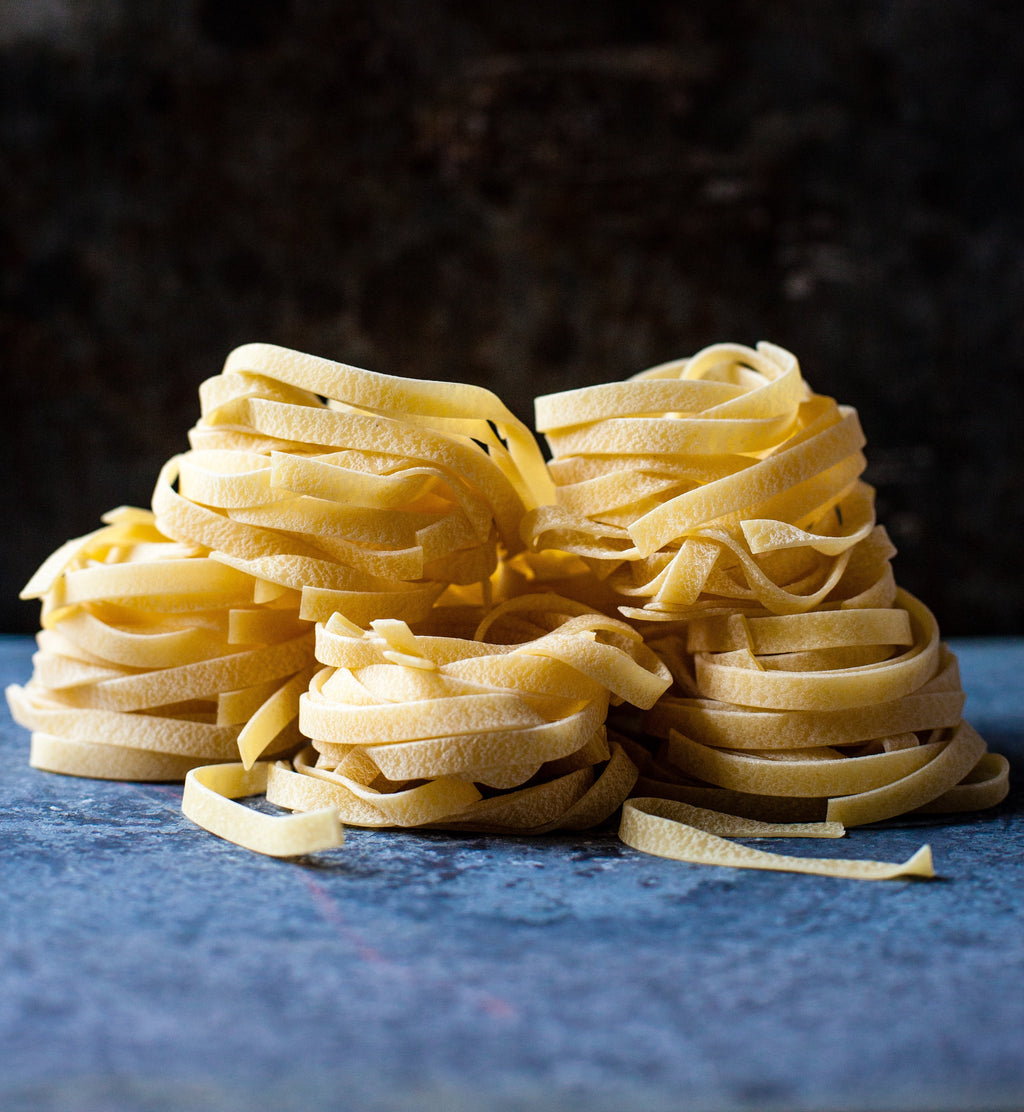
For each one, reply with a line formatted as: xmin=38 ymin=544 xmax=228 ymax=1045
xmin=180 ymin=592 xmax=674 ymax=858
xmin=160 ymin=342 xmax=554 ymax=626
xmin=6 ymin=507 xmax=316 ymax=782
xmin=526 ymin=341 xmax=889 ymax=620
xmin=264 ymin=595 xmax=669 ymax=829
xmin=637 ymin=594 xmax=1007 ymax=823
xmin=5 ymin=341 xmax=1009 ymax=880
xmin=525 ymin=341 xmax=1008 ymax=874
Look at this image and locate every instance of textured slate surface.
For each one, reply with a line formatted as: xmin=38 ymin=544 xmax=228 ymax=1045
xmin=1 ymin=634 xmax=1022 ymax=1112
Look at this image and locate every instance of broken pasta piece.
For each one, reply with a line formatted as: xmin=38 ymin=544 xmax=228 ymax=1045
xmin=619 ymin=797 xmax=934 ymax=880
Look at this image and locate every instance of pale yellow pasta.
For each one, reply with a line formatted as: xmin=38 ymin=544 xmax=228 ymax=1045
xmin=524 ymin=340 xmax=1006 ymax=873
xmin=6 ymin=509 xmax=313 ymax=781
xmin=220 ymin=342 xmax=555 ymax=509
xmin=150 ymin=345 xmax=551 ymax=633
xmin=5 ymin=340 xmax=1008 ymax=879
xmin=525 ymin=343 xmax=885 ymax=622
xmin=619 ymin=798 xmax=934 ymax=880
xmin=638 ymin=590 xmax=1008 ymax=831
xmin=265 ymin=594 xmax=671 ymax=824
xmin=181 ymin=762 xmax=343 ymax=858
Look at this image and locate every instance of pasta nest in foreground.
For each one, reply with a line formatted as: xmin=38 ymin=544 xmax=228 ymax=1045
xmin=265 ymin=593 xmax=671 ymax=834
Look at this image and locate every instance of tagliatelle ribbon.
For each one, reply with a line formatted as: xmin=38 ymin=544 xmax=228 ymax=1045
xmin=148 ymin=352 xmax=548 ymax=624
xmin=619 ymin=797 xmax=934 ymax=880
xmin=5 ymin=341 xmax=1009 ymax=879
xmin=221 ymin=342 xmax=556 ymax=510
xmin=182 ymin=762 xmax=343 ymax=857
xmin=195 ymin=395 xmax=526 ymax=552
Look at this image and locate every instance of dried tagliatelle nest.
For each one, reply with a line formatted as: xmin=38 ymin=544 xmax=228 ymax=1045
xmin=160 ymin=341 xmax=554 ymax=623
xmin=524 ymin=340 xmax=1008 ymax=875
xmin=6 ymin=507 xmax=316 ymax=782
xmin=527 ymin=341 xmax=883 ymax=620
xmin=258 ymin=595 xmax=669 ymax=834
xmin=5 ymin=341 xmax=1010 ymax=880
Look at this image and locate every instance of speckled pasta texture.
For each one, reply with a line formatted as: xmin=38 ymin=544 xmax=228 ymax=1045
xmin=7 ymin=342 xmax=1008 ymax=876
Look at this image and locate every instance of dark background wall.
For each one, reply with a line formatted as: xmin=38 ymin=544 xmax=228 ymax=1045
xmin=3 ymin=0 xmax=1022 ymax=635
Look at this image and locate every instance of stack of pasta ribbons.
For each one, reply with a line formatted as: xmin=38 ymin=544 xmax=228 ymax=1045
xmin=5 ymin=340 xmax=1010 ymax=878
xmin=6 ymin=507 xmax=316 ymax=781
xmin=526 ymin=341 xmax=1008 ymax=864
xmin=527 ymin=341 xmax=890 ymax=621
xmin=259 ymin=595 xmax=671 ymax=835
xmin=637 ymin=592 xmax=1008 ymax=826
xmin=159 ymin=342 xmax=555 ymax=626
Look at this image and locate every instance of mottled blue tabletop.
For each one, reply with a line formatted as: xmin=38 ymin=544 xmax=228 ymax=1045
xmin=1 ymin=634 xmax=1022 ymax=1112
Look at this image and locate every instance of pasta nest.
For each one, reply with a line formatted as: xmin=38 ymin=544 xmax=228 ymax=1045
xmin=265 ymin=594 xmax=671 ymax=834
xmin=527 ymin=341 xmax=892 ymax=621
xmin=7 ymin=507 xmax=316 ymax=781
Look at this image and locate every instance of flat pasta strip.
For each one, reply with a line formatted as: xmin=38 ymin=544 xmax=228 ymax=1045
xmin=619 ymin=798 xmax=934 ymax=880
xmin=221 ymin=342 xmax=555 ymax=510
xmin=182 ymin=762 xmax=343 ymax=857
xmin=520 ymin=340 xmax=1004 ymax=874
xmin=149 ymin=350 xmax=548 ymax=630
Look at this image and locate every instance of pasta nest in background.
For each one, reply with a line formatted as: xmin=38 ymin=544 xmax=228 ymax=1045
xmin=527 ymin=341 xmax=891 ymax=621
xmin=7 ymin=507 xmax=315 ymax=781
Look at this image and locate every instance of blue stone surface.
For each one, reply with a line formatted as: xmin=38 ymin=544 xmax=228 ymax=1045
xmin=1 ymin=634 xmax=1022 ymax=1112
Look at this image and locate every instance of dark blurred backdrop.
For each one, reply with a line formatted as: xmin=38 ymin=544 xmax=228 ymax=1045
xmin=3 ymin=0 xmax=1022 ymax=635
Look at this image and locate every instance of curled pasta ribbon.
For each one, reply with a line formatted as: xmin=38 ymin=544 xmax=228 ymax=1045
xmin=182 ymin=762 xmax=343 ymax=858
xmin=639 ymin=590 xmax=1009 ymax=830
xmin=219 ymin=343 xmax=555 ymax=508
xmin=526 ymin=342 xmax=893 ymax=621
xmin=262 ymin=595 xmax=672 ymax=834
xmin=5 ymin=508 xmax=315 ymax=781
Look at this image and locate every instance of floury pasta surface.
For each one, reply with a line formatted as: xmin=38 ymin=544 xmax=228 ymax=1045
xmin=6 ymin=342 xmax=1009 ymax=877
